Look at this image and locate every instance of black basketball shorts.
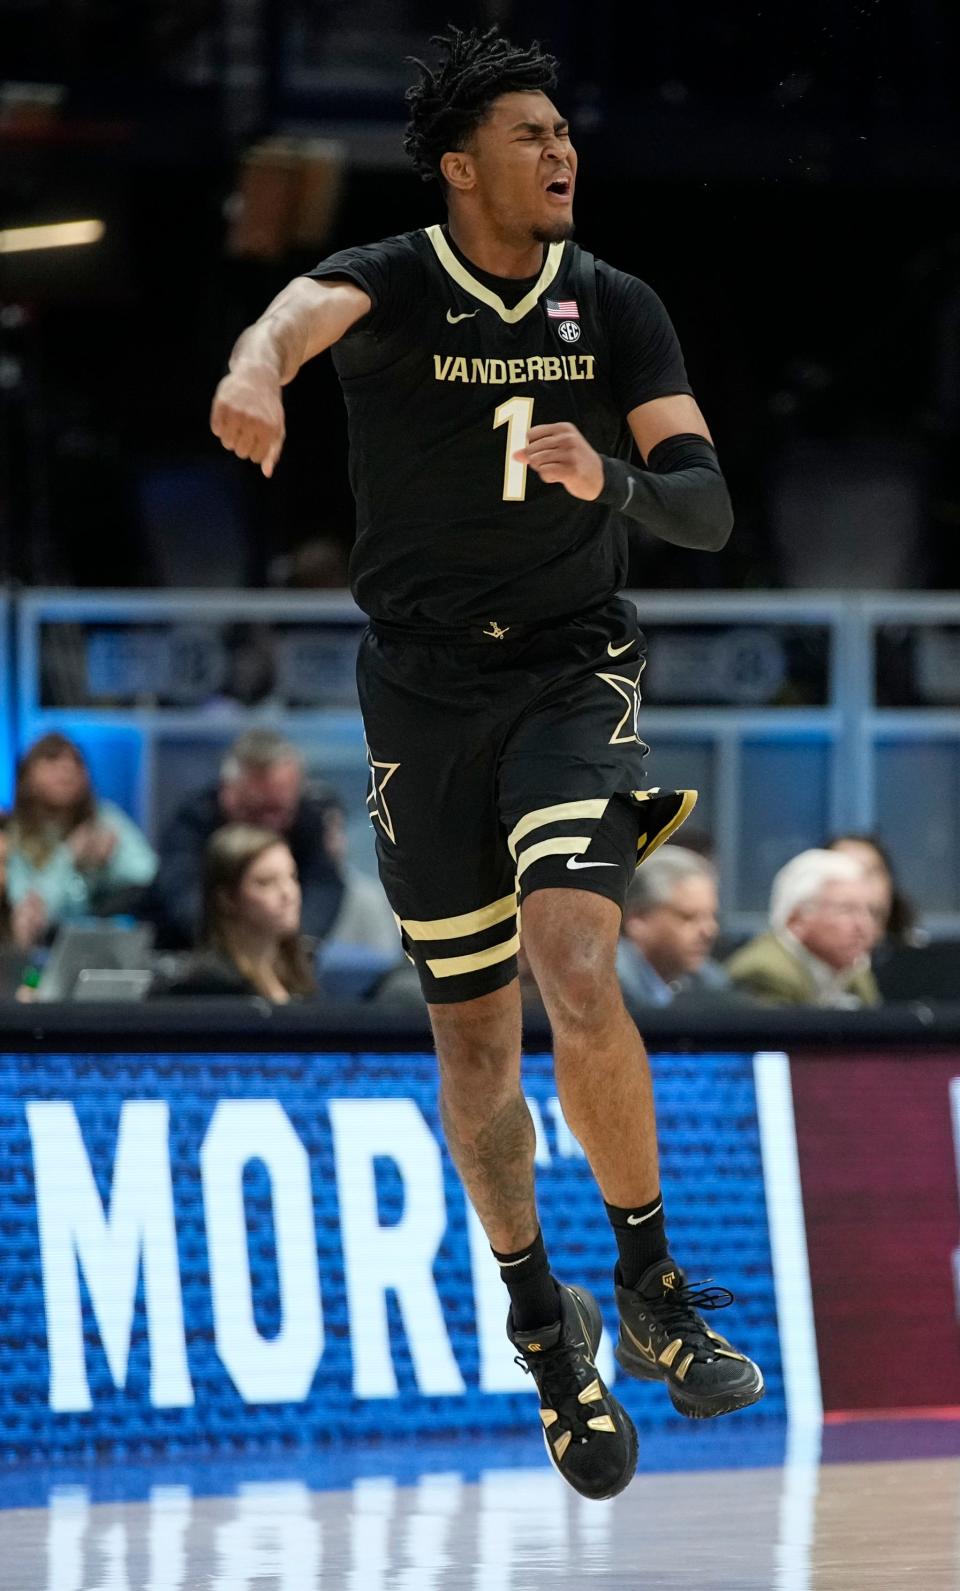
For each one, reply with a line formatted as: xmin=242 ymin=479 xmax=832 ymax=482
xmin=357 ymin=597 xmax=696 ymax=1004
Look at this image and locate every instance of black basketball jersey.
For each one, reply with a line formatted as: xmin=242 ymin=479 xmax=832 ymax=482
xmin=306 ymin=226 xmax=692 ymax=632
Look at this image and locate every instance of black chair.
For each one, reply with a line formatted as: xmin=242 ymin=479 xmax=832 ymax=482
xmin=875 ymin=941 xmax=960 ymax=1003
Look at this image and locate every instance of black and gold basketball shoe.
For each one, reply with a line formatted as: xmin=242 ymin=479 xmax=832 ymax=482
xmin=509 ymin=1283 xmax=638 ymax=1500
xmin=614 ymin=1259 xmax=764 ymax=1420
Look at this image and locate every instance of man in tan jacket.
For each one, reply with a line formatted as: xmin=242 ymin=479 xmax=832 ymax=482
xmin=726 ymin=849 xmax=880 ymax=1007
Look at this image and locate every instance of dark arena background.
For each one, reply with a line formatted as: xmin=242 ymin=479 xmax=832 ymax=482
xmin=2 ymin=4 xmax=960 ymax=1587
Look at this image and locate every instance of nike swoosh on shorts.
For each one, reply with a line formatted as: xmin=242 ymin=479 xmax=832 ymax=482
xmin=446 ymin=309 xmax=479 ymax=323
xmin=607 ymin=640 xmax=636 ymax=657
xmin=566 ymin=856 xmax=619 ymax=870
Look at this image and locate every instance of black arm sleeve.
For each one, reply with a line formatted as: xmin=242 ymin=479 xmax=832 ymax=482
xmin=596 ymin=433 xmax=734 ymax=552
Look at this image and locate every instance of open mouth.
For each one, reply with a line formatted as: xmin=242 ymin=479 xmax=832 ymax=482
xmin=545 ymin=176 xmax=572 ymax=198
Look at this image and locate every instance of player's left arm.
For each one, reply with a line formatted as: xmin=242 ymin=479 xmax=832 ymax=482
xmin=517 ymin=262 xmax=733 ymax=549
xmin=515 ymin=394 xmax=733 ymax=552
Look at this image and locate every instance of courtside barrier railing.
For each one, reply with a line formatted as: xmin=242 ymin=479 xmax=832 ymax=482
xmin=10 ymin=588 xmax=960 ymax=931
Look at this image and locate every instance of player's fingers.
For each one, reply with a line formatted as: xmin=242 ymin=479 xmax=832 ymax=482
xmin=242 ymin=423 xmax=279 ymax=462
xmin=212 ymin=411 xmax=248 ymax=447
xmin=524 ymin=435 xmax=579 ymax=461
xmin=248 ymin=426 xmax=280 ymax=462
xmin=216 ymin=405 xmax=272 ymax=451
xmin=526 ymin=456 xmax=569 ymax=479
xmin=232 ymin=429 xmax=257 ymax=461
xmin=526 ymin=423 xmax=570 ymax=442
xmin=262 ymin=437 xmax=284 ymax=478
xmin=214 ymin=415 xmax=249 ymax=453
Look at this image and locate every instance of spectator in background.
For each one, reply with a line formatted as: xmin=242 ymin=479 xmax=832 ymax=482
xmin=726 ymin=848 xmax=879 ymax=1007
xmin=617 ymin=847 xmax=729 ymax=1007
xmin=826 ymin=832 xmax=920 ymax=949
xmin=150 ymin=727 xmax=343 ymax=946
xmin=6 ymin=733 xmax=156 ymax=927
xmin=157 ymin=825 xmax=316 ymax=1000
xmin=0 ymin=814 xmax=47 ymax=951
xmin=322 ymin=800 xmax=399 ymax=954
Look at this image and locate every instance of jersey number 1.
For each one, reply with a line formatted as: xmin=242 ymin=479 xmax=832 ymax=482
xmin=493 ymin=396 xmax=534 ymax=502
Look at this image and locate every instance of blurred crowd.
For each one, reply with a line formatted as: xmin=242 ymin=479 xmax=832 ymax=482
xmin=0 ymin=726 xmax=951 ymax=1013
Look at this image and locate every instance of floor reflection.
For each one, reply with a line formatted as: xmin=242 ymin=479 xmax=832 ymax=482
xmin=3 ymin=1422 xmax=960 ymax=1590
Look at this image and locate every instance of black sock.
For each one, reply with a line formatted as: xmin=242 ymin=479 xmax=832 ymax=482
xmin=605 ymin=1192 xmax=669 ymax=1288
xmin=492 ymin=1228 xmax=561 ymax=1330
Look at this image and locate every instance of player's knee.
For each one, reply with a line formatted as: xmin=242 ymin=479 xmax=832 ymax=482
xmin=538 ymin=946 xmax=620 ymax=1035
xmin=430 ymin=994 xmax=520 ymax=1086
xmin=435 ymin=1035 xmax=519 ymax=1099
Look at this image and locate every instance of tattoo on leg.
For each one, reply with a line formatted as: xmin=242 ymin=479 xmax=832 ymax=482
xmin=440 ymin=1088 xmax=538 ymax=1250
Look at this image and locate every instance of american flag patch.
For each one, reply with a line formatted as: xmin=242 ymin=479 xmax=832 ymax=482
xmin=546 ymin=299 xmax=579 ymax=320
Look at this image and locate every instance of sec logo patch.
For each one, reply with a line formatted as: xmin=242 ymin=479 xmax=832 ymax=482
xmin=557 ymin=321 xmax=581 ymax=343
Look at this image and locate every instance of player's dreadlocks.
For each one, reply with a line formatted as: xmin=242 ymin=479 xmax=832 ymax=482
xmin=404 ymin=24 xmax=558 ymax=184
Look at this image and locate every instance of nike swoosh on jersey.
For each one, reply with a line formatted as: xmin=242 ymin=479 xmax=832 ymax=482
xmin=446 ymin=308 xmax=479 ymax=323
xmin=566 ymin=856 xmax=619 ymax=871
xmin=607 ymin=640 xmax=636 ymax=657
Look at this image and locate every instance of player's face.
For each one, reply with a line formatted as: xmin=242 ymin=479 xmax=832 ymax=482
xmin=468 ymin=91 xmax=577 ymax=244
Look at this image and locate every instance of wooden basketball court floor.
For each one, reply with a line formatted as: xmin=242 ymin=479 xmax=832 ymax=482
xmin=2 ymin=1419 xmax=958 ymax=1589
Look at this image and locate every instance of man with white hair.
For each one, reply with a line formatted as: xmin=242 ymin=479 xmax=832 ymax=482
xmin=725 ymin=848 xmax=879 ymax=1006
xmin=617 ymin=846 xmax=728 ymax=1006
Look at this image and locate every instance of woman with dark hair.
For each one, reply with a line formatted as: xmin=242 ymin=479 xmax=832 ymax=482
xmin=159 ymin=824 xmax=316 ymax=1000
xmin=826 ymin=833 xmax=919 ymax=947
xmin=7 ymin=733 xmax=156 ymax=926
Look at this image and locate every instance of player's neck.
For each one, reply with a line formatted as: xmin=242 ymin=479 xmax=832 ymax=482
xmin=445 ymin=215 xmax=544 ymax=280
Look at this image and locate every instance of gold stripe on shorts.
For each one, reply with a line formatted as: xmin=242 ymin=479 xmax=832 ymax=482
xmin=516 ymin=835 xmax=593 ymax=881
xmin=426 ymin=934 xmax=521 ymax=979
xmin=401 ymin=892 xmax=517 ymax=942
xmin=507 ymin=798 xmax=609 ymax=860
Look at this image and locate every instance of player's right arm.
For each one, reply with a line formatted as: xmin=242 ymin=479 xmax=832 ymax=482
xmin=210 ymin=276 xmax=371 ymax=477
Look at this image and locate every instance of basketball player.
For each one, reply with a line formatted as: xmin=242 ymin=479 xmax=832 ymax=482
xmin=211 ymin=26 xmax=763 ymax=1500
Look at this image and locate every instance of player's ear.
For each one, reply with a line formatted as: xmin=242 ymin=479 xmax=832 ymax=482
xmin=440 ymin=150 xmax=476 ymax=193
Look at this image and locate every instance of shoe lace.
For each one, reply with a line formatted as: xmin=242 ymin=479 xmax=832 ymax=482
xmin=513 ymin=1344 xmax=597 ymax=1438
xmin=645 ymin=1279 xmax=735 ymax=1350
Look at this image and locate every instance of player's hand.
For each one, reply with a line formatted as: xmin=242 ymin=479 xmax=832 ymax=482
xmin=514 ymin=422 xmax=604 ymax=501
xmin=210 ymin=369 xmax=286 ymax=478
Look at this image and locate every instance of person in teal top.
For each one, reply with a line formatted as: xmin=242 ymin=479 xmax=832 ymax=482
xmin=6 ymin=732 xmax=157 ymax=928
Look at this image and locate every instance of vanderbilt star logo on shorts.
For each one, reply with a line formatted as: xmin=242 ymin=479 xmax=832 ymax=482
xmin=595 ymin=668 xmax=643 ymax=745
xmin=365 ymin=750 xmax=400 ymax=843
xmin=483 ymin=620 xmax=510 ymax=640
